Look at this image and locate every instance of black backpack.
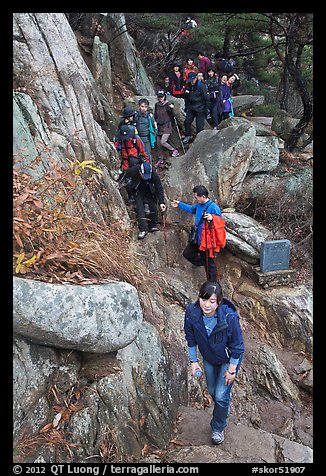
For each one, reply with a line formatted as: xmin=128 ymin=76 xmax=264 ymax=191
xmin=219 ymin=58 xmax=236 ymax=74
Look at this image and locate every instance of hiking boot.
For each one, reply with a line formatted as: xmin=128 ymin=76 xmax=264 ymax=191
xmin=182 ymin=135 xmax=192 ymax=144
xmin=149 ymin=226 xmax=159 ymax=232
xmin=211 ymin=430 xmax=224 ymax=445
xmin=144 ymin=203 xmax=150 ymax=214
xmin=171 ymin=149 xmax=179 ymax=157
xmin=154 ymin=159 xmax=164 ymax=168
xmin=138 ymin=231 xmax=147 ymax=240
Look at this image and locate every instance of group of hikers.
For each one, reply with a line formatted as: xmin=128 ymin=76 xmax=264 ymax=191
xmin=114 ymin=51 xmax=240 ymax=241
xmin=113 ymin=50 xmax=244 ymax=448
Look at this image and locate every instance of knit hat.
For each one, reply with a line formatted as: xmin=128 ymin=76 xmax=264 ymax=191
xmin=123 ymin=105 xmax=135 ymax=118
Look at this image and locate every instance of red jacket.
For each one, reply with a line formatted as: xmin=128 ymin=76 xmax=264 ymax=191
xmin=114 ymin=137 xmax=149 ymax=171
xmin=199 ymin=215 xmax=226 ymax=257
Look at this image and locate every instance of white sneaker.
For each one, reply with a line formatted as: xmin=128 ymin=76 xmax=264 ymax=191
xmin=171 ymin=149 xmax=179 ymax=157
xmin=138 ymin=231 xmax=147 ymax=240
xmin=211 ymin=430 xmax=224 ymax=445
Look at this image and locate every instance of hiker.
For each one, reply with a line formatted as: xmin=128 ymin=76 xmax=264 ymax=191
xmin=196 ymin=71 xmax=205 ymax=83
xmin=114 ymin=124 xmax=149 ymax=203
xmin=184 ymin=280 xmax=245 ymax=445
xmin=122 ymin=162 xmax=166 ymax=239
xmin=160 ymin=76 xmax=172 ymax=95
xmin=184 ymin=17 xmax=197 ymax=30
xmin=183 ymin=57 xmax=198 ymax=82
xmin=206 ymin=66 xmax=224 ymax=130
xmin=171 ymin=185 xmax=222 ymax=281
xmin=197 ymin=52 xmax=212 ymax=79
xmin=228 ymin=73 xmax=241 ymax=96
xmin=154 ymin=90 xmax=179 ymax=168
xmin=182 ymin=72 xmax=210 ymax=145
xmin=219 ymin=74 xmax=233 ymax=121
xmin=169 ymin=63 xmax=185 ymax=99
xmin=134 ymin=98 xmax=157 ymax=163
xmin=214 ymin=53 xmax=236 ymax=75
xmin=118 ymin=104 xmax=137 ymax=129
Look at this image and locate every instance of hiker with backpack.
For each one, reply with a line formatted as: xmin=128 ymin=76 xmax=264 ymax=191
xmin=114 ymin=123 xmax=149 ymax=203
xmin=182 ymin=72 xmax=210 ymax=145
xmin=154 ymin=90 xmax=179 ymax=169
xmin=169 ymin=63 xmax=185 ymax=99
xmin=206 ymin=66 xmax=224 ymax=130
xmin=134 ymin=98 xmax=157 ymax=163
xmin=184 ymin=280 xmax=244 ymax=445
xmin=171 ymin=185 xmax=224 ymax=281
xmin=214 ymin=53 xmax=236 ymax=75
xmin=121 ymin=162 xmax=166 ymax=240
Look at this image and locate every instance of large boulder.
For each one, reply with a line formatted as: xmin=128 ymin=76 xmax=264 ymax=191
xmin=13 ymin=277 xmax=143 ymax=353
xmin=165 ymin=120 xmax=256 ymax=212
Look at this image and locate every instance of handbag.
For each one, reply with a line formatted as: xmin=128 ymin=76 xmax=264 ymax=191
xmin=188 ymin=225 xmax=198 ymax=245
xmin=188 ymin=201 xmax=211 ymax=245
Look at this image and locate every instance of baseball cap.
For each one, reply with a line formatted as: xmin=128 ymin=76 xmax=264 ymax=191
xmin=187 ymin=72 xmax=197 ymax=82
xmin=140 ymin=162 xmax=152 ymax=180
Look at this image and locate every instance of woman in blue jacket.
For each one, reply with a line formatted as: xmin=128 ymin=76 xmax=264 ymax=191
xmin=184 ymin=281 xmax=245 ymax=445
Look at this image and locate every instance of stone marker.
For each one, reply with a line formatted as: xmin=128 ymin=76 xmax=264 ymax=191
xmin=260 ymin=239 xmax=291 ymax=273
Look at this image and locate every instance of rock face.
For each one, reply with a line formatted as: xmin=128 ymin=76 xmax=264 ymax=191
xmin=13 ymin=277 xmax=143 ymax=353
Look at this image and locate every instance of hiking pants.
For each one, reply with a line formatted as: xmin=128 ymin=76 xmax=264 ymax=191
xmin=203 ymin=355 xmax=243 ymax=432
xmin=139 ymin=137 xmax=152 ymax=162
xmin=182 ymin=243 xmax=217 ymax=281
xmin=209 ymin=100 xmax=220 ymax=128
xmin=156 ymin=134 xmax=174 ymax=158
xmin=184 ymin=109 xmax=206 ymax=136
xmin=135 ymin=191 xmax=158 ymax=232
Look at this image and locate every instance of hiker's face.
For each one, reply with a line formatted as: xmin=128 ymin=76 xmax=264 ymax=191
xmin=199 ymin=294 xmax=218 ymax=316
xmin=158 ymin=96 xmax=165 ymax=102
xmin=124 ymin=116 xmax=134 ymax=122
xmin=221 ymin=75 xmax=228 ymax=83
xmin=139 ymin=104 xmax=148 ymax=113
xmin=194 ymin=193 xmax=207 ymax=204
xmin=208 ymin=70 xmax=215 ymax=77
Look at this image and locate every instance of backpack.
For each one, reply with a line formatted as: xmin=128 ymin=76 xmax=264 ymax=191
xmin=219 ymin=58 xmax=236 ymax=74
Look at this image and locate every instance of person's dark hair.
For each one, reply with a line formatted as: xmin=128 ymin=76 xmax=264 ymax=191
xmin=197 ymin=51 xmax=204 ymax=56
xmin=197 ymin=281 xmax=223 ymax=302
xmin=193 ymin=185 xmax=209 ymax=197
xmin=187 ymin=57 xmax=195 ymax=62
xmin=138 ymin=98 xmax=149 ymax=106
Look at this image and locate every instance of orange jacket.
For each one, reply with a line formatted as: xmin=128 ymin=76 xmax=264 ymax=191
xmin=183 ymin=64 xmax=198 ymax=81
xmin=199 ymin=215 xmax=226 ymax=257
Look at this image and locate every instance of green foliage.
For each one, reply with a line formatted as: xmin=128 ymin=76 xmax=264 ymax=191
xmin=253 ymin=103 xmax=281 ymax=117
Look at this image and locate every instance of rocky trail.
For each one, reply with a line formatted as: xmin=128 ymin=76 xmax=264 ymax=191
xmin=142 ymin=402 xmax=313 ymax=464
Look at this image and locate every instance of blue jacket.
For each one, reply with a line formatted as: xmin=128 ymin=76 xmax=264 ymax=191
xmin=178 ymin=200 xmax=222 ymax=245
xmin=184 ymin=299 xmax=245 ymax=365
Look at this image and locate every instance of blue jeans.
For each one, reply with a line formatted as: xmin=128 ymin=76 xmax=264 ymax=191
xmin=203 ymin=355 xmax=243 ymax=432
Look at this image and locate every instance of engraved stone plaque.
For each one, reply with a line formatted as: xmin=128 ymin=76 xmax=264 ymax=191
xmin=260 ymin=240 xmax=291 ymax=273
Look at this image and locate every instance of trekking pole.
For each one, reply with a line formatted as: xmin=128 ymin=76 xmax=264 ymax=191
xmin=162 ymin=211 xmax=169 ymax=266
xmin=204 ymin=221 xmax=210 ymax=281
xmin=173 ymin=116 xmax=186 ymax=155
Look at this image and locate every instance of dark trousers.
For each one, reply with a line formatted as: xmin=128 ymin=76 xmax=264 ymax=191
xmin=135 ymin=191 xmax=158 ymax=232
xmin=183 ymin=243 xmax=217 ymax=281
xmin=184 ymin=109 xmax=206 ymax=136
xmin=209 ymin=100 xmax=220 ymax=128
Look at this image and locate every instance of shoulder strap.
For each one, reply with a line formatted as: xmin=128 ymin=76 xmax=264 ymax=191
xmin=197 ymin=200 xmax=212 ymax=226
